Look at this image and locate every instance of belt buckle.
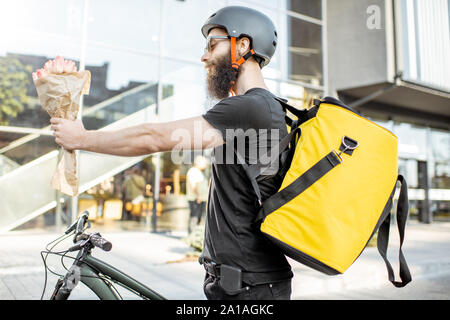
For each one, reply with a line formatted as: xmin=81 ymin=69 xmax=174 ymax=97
xmin=209 ymin=261 xmax=218 ymax=277
xmin=203 ymin=260 xmax=219 ymax=277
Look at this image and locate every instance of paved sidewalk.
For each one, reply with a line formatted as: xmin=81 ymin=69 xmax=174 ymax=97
xmin=0 ymin=219 xmax=449 ymax=300
xmin=290 ymin=220 xmax=450 ymax=298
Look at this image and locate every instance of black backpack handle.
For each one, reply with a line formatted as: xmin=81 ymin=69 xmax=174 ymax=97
xmin=377 ymin=175 xmax=412 ymax=287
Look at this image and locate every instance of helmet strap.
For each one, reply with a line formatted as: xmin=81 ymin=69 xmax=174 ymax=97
xmin=229 ymin=36 xmax=255 ymax=95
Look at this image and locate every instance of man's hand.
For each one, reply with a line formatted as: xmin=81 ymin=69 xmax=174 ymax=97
xmin=50 ymin=118 xmax=87 ymax=151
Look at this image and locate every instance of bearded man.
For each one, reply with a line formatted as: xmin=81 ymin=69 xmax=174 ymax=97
xmin=50 ymin=6 xmax=293 ymax=300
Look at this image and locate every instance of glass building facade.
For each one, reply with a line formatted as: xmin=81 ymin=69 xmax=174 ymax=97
xmin=372 ymin=119 xmax=450 ymax=222
xmin=0 ymin=0 xmax=326 ymax=230
xmin=399 ymin=0 xmax=450 ymax=92
xmin=0 ymin=0 xmax=448 ymax=230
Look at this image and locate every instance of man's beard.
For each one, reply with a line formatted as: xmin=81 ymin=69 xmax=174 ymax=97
xmin=206 ymin=52 xmax=240 ymax=100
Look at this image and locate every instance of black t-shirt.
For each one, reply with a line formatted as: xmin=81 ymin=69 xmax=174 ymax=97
xmin=201 ymin=88 xmax=293 ymax=285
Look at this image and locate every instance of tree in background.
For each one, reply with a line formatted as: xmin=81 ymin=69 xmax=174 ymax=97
xmin=0 ymin=56 xmax=32 ymax=125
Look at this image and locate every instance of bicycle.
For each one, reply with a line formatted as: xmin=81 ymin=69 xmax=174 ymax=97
xmin=41 ymin=211 xmax=166 ymax=300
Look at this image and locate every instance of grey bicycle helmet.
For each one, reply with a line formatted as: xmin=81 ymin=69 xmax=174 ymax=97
xmin=201 ymin=6 xmax=277 ymax=68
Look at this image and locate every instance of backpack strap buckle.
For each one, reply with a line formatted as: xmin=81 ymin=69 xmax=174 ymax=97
xmin=338 ymin=136 xmax=359 ymax=157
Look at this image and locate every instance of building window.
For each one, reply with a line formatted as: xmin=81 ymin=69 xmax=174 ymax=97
xmin=287 ymin=0 xmax=322 ymax=19
xmin=287 ymin=16 xmax=323 ymax=86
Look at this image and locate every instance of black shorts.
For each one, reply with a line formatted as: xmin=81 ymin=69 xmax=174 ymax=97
xmin=189 ymin=200 xmax=206 ymax=219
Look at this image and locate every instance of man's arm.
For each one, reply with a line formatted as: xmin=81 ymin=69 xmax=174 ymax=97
xmin=50 ymin=116 xmax=224 ymax=156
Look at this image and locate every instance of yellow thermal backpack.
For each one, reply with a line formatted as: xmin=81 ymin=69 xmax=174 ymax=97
xmin=243 ymin=96 xmax=412 ymax=288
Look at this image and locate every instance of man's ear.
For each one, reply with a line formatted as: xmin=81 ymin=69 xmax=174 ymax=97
xmin=238 ymin=37 xmax=251 ymax=56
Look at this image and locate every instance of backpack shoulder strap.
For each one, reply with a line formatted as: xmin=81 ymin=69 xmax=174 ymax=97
xmin=236 ymin=96 xmax=316 ymax=209
xmin=275 ymin=97 xmax=319 ymax=124
xmin=234 ymin=96 xmax=302 ymax=207
xmin=246 ymin=127 xmax=300 ymax=180
xmin=235 ymin=126 xmax=300 ymax=207
xmin=377 ymin=175 xmax=412 ymax=287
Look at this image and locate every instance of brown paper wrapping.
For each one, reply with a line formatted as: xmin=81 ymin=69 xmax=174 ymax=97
xmin=34 ymin=71 xmax=91 ymax=196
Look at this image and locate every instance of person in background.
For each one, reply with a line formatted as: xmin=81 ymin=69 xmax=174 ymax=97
xmin=122 ymin=166 xmax=146 ymax=220
xmin=121 ymin=168 xmax=132 ymax=220
xmin=186 ymin=155 xmax=209 ymax=234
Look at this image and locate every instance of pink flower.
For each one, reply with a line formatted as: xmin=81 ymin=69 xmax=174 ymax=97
xmin=63 ymin=59 xmax=77 ymax=73
xmin=36 ymin=68 xmax=48 ymax=79
xmin=50 ymin=60 xmax=57 ymax=73
xmin=55 ymin=56 xmax=64 ymax=73
xmin=33 ymin=56 xmax=79 ymax=79
xmin=43 ymin=60 xmax=53 ymax=73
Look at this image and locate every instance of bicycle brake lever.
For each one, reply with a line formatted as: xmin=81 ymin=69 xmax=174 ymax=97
xmin=65 ymin=220 xmax=78 ymax=235
xmin=68 ymin=238 xmax=89 ymax=252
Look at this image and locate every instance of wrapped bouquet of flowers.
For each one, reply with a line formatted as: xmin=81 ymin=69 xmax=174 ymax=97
xmin=32 ymin=56 xmax=91 ymax=196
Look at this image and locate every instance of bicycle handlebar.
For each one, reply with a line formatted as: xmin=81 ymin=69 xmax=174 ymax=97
xmin=89 ymin=233 xmax=112 ymax=252
xmin=64 ymin=211 xmax=89 ymax=235
xmin=64 ymin=211 xmax=112 ymax=252
xmin=76 ymin=211 xmax=89 ymax=235
xmin=68 ymin=232 xmax=112 ymax=252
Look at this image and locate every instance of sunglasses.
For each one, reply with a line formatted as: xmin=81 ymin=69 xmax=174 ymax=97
xmin=204 ymin=35 xmax=230 ymax=53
